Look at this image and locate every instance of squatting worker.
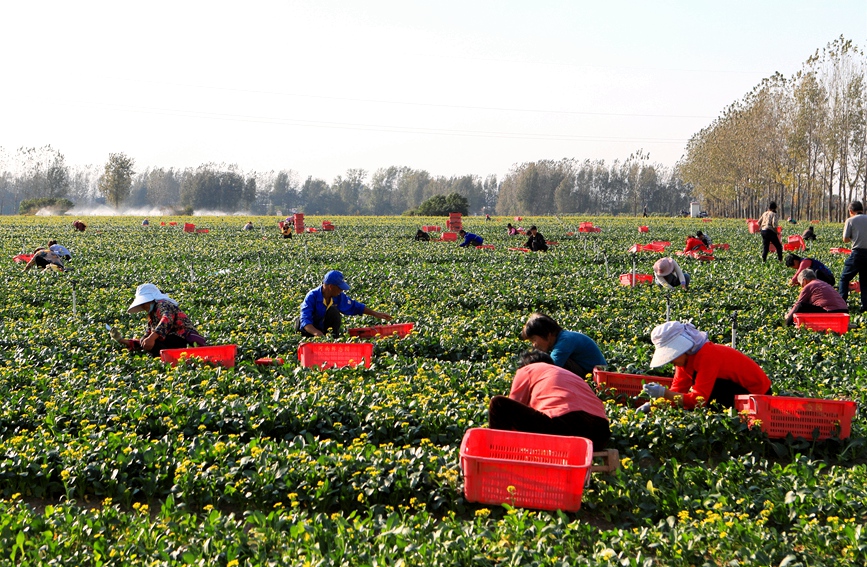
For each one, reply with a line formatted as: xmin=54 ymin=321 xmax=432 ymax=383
xmin=640 ymin=321 xmax=771 ymax=411
xmin=524 ymin=226 xmax=548 ymax=252
xmin=295 ymin=270 xmax=392 ymax=337
xmin=784 ymin=269 xmax=848 ymax=326
xmin=488 ymin=351 xmax=610 ymax=448
xmin=840 ymin=200 xmax=867 ymax=313
xmin=112 ymin=283 xmax=207 ymax=356
xmin=521 ymin=313 xmax=606 ymax=378
xmin=457 ymin=229 xmax=483 ymax=247
xmin=47 ymin=240 xmax=72 ymax=261
xmin=653 ymin=257 xmax=690 ymax=290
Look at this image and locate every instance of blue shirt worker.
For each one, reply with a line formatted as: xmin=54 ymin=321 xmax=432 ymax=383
xmin=521 ymin=312 xmax=607 ymax=378
xmin=458 ymin=229 xmax=483 ymax=247
xmin=295 ymin=270 xmax=392 ymax=337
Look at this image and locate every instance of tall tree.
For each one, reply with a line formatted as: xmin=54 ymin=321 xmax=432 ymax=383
xmin=99 ymin=153 xmax=135 ymax=208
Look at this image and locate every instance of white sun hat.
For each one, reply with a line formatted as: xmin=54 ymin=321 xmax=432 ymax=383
xmin=649 ymin=321 xmax=695 ymax=368
xmin=127 ymin=283 xmax=177 ymax=313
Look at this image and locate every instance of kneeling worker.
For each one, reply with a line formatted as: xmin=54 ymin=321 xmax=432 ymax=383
xmin=784 ymin=269 xmax=848 ymax=326
xmin=296 ymin=270 xmax=392 ymax=337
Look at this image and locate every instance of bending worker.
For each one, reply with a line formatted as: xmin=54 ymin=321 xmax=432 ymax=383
xmin=641 ymin=321 xmax=771 ymax=410
xmin=653 ymin=257 xmax=689 ymax=290
xmin=521 ymin=313 xmax=606 ymax=378
xmin=295 ymin=270 xmax=392 ymax=337
xmin=458 ymin=229 xmax=483 ymax=247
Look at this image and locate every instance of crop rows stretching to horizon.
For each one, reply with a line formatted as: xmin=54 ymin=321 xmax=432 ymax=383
xmin=1 ymin=214 xmax=865 ymax=566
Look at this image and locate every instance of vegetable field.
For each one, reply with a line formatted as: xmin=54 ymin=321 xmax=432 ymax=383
xmin=1 ymin=215 xmax=866 ymax=566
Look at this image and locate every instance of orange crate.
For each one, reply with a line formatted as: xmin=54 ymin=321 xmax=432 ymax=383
xmin=593 ymin=368 xmax=673 ymax=397
xmin=735 ymin=395 xmax=856 ymax=440
xmin=460 ymin=428 xmax=592 ymax=512
xmin=161 ymin=344 xmax=237 ymax=367
xmin=793 ymin=313 xmax=849 ymax=334
xmin=348 ymin=323 xmax=414 ymax=339
xmin=619 ymin=273 xmax=654 ymax=286
xmin=297 ymin=342 xmax=373 ymax=369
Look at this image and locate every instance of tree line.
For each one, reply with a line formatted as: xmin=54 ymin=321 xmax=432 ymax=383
xmin=0 ymin=147 xmax=693 ymax=217
xmin=680 ymin=36 xmax=867 ymax=221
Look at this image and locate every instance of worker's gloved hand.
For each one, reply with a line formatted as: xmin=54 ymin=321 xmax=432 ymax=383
xmin=637 ymin=402 xmax=652 ymax=414
xmin=643 ymin=382 xmax=667 ymax=399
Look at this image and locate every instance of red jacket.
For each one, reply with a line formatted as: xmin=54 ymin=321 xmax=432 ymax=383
xmin=684 ymin=237 xmax=709 ymax=253
xmin=670 ymin=343 xmax=771 ymax=409
xmin=509 ymin=363 xmax=608 ymax=420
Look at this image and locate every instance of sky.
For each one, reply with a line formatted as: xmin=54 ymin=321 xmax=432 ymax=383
xmin=0 ymin=0 xmax=865 ymax=183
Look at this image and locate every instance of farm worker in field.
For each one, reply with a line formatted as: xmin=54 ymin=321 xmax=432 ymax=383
xmin=683 ymin=234 xmax=709 ymax=253
xmin=23 ymin=247 xmax=65 ymax=272
xmin=112 ymin=283 xmax=207 ymax=355
xmin=506 ymin=223 xmax=518 ymax=236
xmin=243 ymin=221 xmax=254 ymax=231
xmin=524 ymin=226 xmax=549 ymax=252
xmin=295 ymin=270 xmax=392 ymax=337
xmin=280 ymin=223 xmax=293 ymax=239
xmin=784 ymin=269 xmax=849 ymax=326
xmin=415 ymin=229 xmax=431 ymax=241
xmin=802 ymin=226 xmax=817 ymax=241
xmin=488 ymin=350 xmax=610 ymax=448
xmin=839 ymin=200 xmax=867 ymax=313
xmin=653 ymin=257 xmax=689 ymax=290
xmin=640 ymin=321 xmax=771 ymax=411
xmin=141 ymin=218 xmax=149 ymax=226
xmin=520 ymin=313 xmax=607 ymax=378
xmin=759 ymin=201 xmax=783 ymax=262
xmin=47 ymin=240 xmax=72 ymax=261
xmin=72 ymin=220 xmax=86 ymax=232
xmin=785 ymin=254 xmax=835 ymax=287
xmin=695 ymin=230 xmax=711 ymax=247
xmin=457 ymin=229 xmax=483 ymax=247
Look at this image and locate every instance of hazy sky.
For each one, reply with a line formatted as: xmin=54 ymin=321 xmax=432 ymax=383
xmin=1 ymin=1 xmax=865 ymax=182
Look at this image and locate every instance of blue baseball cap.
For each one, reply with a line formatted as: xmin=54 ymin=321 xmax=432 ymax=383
xmin=323 ymin=270 xmax=350 ymax=290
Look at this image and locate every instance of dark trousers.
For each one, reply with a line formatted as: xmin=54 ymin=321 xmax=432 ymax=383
xmin=839 ymin=248 xmax=867 ymax=312
xmin=816 ymin=270 xmax=836 ymax=287
xmin=488 ymin=395 xmax=610 ymax=450
xmin=708 ymin=379 xmax=773 ymax=409
xmin=794 ymin=304 xmax=848 ymax=314
xmin=295 ymin=306 xmax=342 ymax=337
xmin=761 ymin=229 xmax=783 ymax=261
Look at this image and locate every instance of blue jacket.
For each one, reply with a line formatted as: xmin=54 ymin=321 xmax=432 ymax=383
xmin=550 ymin=330 xmax=607 ymax=376
xmin=299 ymin=286 xmax=366 ymax=330
xmin=459 ymin=233 xmax=483 ymax=247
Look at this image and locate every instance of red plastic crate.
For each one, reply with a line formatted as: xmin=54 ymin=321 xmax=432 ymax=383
xmin=830 ymin=247 xmax=852 ymax=255
xmin=476 ymin=244 xmax=496 ymax=250
xmin=297 ymin=342 xmax=373 ymax=369
xmin=460 ymin=428 xmax=593 ymax=512
xmin=348 ymin=323 xmax=414 ymax=339
xmin=183 ymin=223 xmax=195 ymax=233
xmin=195 ymin=228 xmax=209 ymax=233
xmin=850 ymin=281 xmax=861 ymax=293
xmin=793 ymin=312 xmax=850 ymax=334
xmin=593 ymin=368 xmax=673 ymax=397
xmin=735 ymin=395 xmax=856 ymax=440
xmin=441 ymin=232 xmax=458 ymax=241
xmin=161 ymin=344 xmax=237 ymax=367
xmin=508 ymin=247 xmax=530 ymax=252
xmin=638 ymin=226 xmax=649 ymax=233
xmin=12 ymin=254 xmax=33 ymax=263
xmin=619 ymin=273 xmax=654 ymax=286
